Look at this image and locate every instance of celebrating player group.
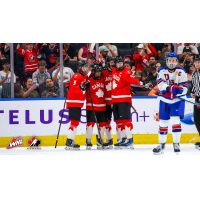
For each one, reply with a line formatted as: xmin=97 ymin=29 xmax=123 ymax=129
xmin=63 ymin=52 xmax=189 ymax=155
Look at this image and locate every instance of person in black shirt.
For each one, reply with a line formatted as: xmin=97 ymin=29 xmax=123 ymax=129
xmin=63 ymin=43 xmax=77 ymax=65
xmin=191 ymin=55 xmax=200 ymax=149
xmin=157 ymin=43 xmax=174 ymax=60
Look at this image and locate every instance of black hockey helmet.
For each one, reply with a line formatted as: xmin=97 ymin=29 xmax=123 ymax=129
xmin=115 ymin=56 xmax=124 ymax=71
xmin=77 ymin=60 xmax=88 ymax=74
xmin=92 ymin=62 xmax=103 ymax=80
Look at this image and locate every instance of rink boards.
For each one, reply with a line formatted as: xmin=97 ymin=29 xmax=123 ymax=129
xmin=0 ymin=97 xmax=198 ymax=147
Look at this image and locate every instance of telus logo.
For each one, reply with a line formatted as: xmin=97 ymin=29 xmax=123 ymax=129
xmin=0 ymin=109 xmax=150 ymax=125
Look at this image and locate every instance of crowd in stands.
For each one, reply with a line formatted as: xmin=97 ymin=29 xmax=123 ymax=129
xmin=0 ymin=43 xmax=199 ymax=99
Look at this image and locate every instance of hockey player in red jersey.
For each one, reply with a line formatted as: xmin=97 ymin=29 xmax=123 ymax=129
xmin=112 ymin=56 xmax=142 ymax=149
xmin=80 ymin=62 xmax=107 ymax=150
xmin=65 ymin=60 xmax=89 ymax=150
xmin=101 ymin=57 xmax=116 ymax=149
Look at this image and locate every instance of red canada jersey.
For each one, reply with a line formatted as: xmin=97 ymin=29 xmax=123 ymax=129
xmin=112 ymin=67 xmax=141 ymax=103
xmin=17 ymin=44 xmax=39 ymax=72
xmin=86 ymin=77 xmax=106 ymax=111
xmin=102 ymin=70 xmax=112 ymax=105
xmin=66 ymin=73 xmax=87 ymax=108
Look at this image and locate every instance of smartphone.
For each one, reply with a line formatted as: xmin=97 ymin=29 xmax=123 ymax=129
xmin=33 ymin=82 xmax=36 ymax=87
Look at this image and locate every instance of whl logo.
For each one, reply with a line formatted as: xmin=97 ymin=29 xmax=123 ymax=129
xmin=7 ymin=137 xmax=23 ymax=149
xmin=27 ymin=136 xmax=41 ymax=150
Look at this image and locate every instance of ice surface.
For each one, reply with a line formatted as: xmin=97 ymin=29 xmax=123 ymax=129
xmin=0 ymin=144 xmax=199 ymax=155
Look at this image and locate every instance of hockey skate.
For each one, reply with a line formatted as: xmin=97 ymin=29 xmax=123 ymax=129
xmin=97 ymin=138 xmax=107 ymax=150
xmin=65 ymin=138 xmax=80 ymax=150
xmin=120 ymin=138 xmax=134 ymax=149
xmin=104 ymin=138 xmax=113 ymax=149
xmin=153 ymin=143 xmax=165 ymax=155
xmin=114 ymin=138 xmax=126 ymax=149
xmin=173 ymin=143 xmax=180 ymax=155
xmin=86 ymin=139 xmax=93 ymax=150
xmin=194 ymin=141 xmax=200 ymax=150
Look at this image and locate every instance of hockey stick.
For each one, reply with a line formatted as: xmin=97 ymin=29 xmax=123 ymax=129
xmin=86 ymin=73 xmax=104 ymax=149
xmin=131 ymin=84 xmax=200 ymax=108
xmin=132 ymin=105 xmax=137 ymax=112
xmin=55 ymin=88 xmax=68 ymax=148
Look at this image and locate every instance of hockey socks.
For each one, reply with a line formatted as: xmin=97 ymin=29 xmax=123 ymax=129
xmin=105 ymin=120 xmax=113 ymax=140
xmin=158 ymin=120 xmax=168 ymax=144
xmin=171 ymin=116 xmax=182 ymax=143
xmin=86 ymin=122 xmax=95 ymax=140
xmin=172 ymin=124 xmax=181 ymax=143
xmin=68 ymin=120 xmax=80 ymax=140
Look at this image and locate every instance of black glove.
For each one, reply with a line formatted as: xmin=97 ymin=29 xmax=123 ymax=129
xmin=80 ymin=81 xmax=90 ymax=91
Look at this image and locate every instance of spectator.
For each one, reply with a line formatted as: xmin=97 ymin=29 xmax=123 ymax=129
xmin=124 ymin=61 xmax=132 ymax=70
xmin=39 ymin=43 xmax=60 ymax=70
xmin=87 ymin=53 xmax=95 ymax=68
xmin=41 ymin=78 xmax=60 ymax=98
xmin=78 ymin=43 xmax=96 ymax=61
xmin=99 ymin=43 xmax=118 ymax=57
xmin=0 ymin=59 xmax=16 ymax=98
xmin=63 ymin=43 xmax=77 ymax=66
xmin=149 ymin=55 xmax=157 ymax=67
xmin=99 ymin=46 xmax=109 ymax=66
xmin=133 ymin=43 xmax=154 ymax=71
xmin=182 ymin=50 xmax=193 ymax=69
xmin=48 ymin=57 xmax=60 ymax=78
xmin=157 ymin=43 xmax=174 ymax=60
xmin=17 ymin=43 xmax=39 ymax=75
xmin=32 ymin=60 xmax=51 ymax=88
xmin=123 ymin=55 xmax=132 ymax=62
xmin=0 ymin=43 xmax=10 ymax=61
xmin=20 ymin=77 xmax=40 ymax=98
xmin=134 ymin=70 xmax=142 ymax=81
xmin=52 ymin=65 xmax=74 ymax=88
xmin=186 ymin=62 xmax=195 ymax=82
xmin=177 ymin=43 xmax=199 ymax=62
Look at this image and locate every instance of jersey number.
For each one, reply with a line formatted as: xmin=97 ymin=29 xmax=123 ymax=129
xmin=73 ymin=80 xmax=76 ymax=85
xmin=164 ymin=74 xmax=169 ymax=80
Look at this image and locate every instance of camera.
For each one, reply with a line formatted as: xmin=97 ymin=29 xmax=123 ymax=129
xmin=163 ymin=44 xmax=168 ymax=48
xmin=49 ymin=89 xmax=53 ymax=93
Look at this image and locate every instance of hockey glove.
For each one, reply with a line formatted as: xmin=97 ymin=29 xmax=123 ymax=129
xmin=131 ymin=88 xmax=136 ymax=97
xmin=166 ymin=85 xmax=183 ymax=99
xmin=80 ymin=81 xmax=90 ymax=91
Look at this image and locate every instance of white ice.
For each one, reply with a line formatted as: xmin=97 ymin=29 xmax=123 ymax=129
xmin=0 ymin=144 xmax=199 ymax=155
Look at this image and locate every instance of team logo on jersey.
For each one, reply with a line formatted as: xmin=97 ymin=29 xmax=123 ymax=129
xmin=27 ymin=136 xmax=41 ymax=150
xmin=7 ymin=137 xmax=23 ymax=149
xmin=112 ymin=80 xmax=118 ymax=89
xmin=96 ymin=89 xmax=104 ymax=98
xmin=28 ymin=55 xmax=35 ymax=62
xmin=106 ymin=82 xmax=111 ymax=91
xmin=48 ymin=54 xmax=57 ymax=63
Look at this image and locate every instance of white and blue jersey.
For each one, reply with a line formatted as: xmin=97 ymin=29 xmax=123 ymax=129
xmin=157 ymin=66 xmax=188 ymax=104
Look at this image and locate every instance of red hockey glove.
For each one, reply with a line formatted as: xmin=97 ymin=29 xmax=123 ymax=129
xmin=167 ymin=85 xmax=183 ymax=99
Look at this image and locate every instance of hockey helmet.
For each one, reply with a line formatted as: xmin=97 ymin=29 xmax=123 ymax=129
xmin=115 ymin=56 xmax=124 ymax=71
xmin=92 ymin=62 xmax=103 ymax=80
xmin=166 ymin=52 xmax=178 ymax=70
xmin=77 ymin=60 xmax=89 ymax=74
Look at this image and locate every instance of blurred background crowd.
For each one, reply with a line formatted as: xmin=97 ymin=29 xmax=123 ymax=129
xmin=0 ymin=43 xmax=198 ymax=98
